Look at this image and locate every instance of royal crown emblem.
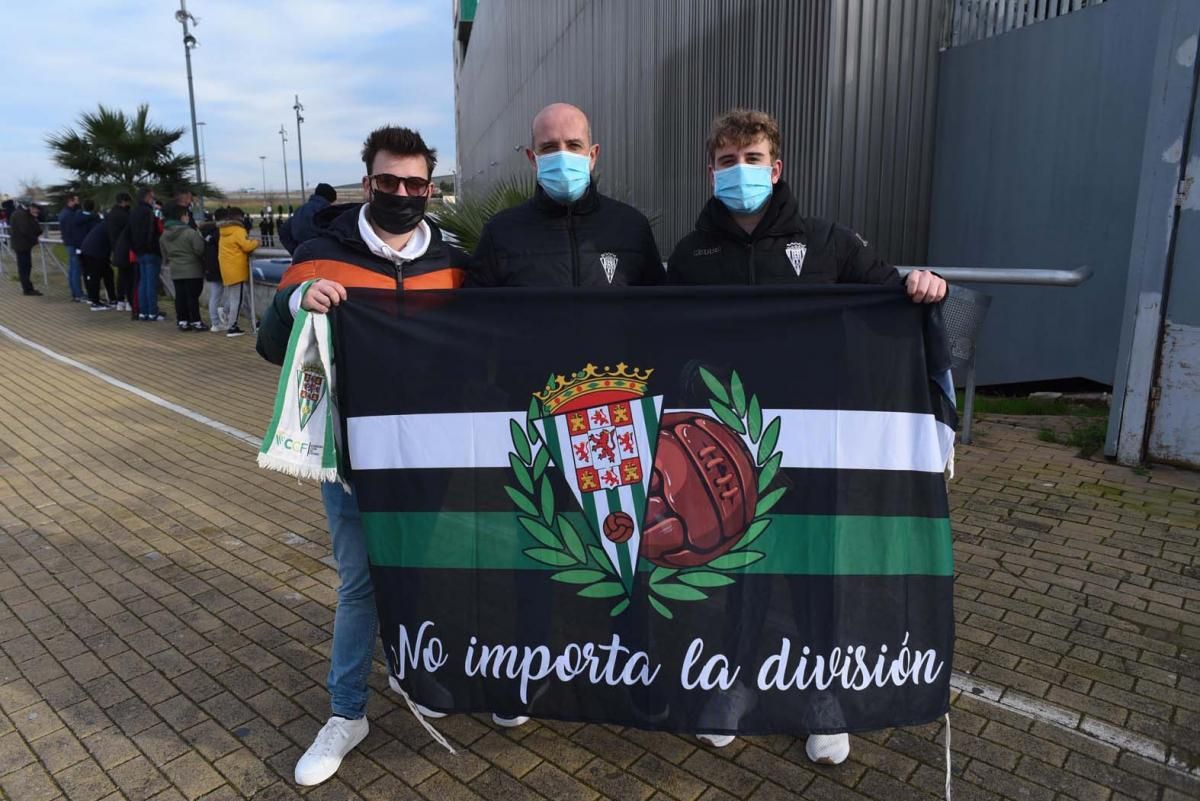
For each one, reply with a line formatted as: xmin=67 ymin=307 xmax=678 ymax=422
xmin=599 ymin=252 xmax=619 ymax=284
xmin=785 ymin=242 xmax=807 ymax=276
xmin=535 ymin=362 xmax=654 ymax=414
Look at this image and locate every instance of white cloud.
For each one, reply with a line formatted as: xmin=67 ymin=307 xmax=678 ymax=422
xmin=0 ymin=0 xmax=455 ymax=196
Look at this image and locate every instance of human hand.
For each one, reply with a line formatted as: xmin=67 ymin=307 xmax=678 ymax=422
xmin=905 ymin=270 xmax=947 ymax=303
xmin=301 ymin=279 xmax=347 ymax=313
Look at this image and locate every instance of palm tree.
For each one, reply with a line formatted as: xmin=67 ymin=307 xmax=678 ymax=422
xmin=432 ymin=174 xmax=535 ymax=253
xmin=45 ymin=104 xmax=217 ymax=206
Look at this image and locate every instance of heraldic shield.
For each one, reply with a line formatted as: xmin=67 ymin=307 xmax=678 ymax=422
xmin=532 ymin=364 xmax=663 ymax=593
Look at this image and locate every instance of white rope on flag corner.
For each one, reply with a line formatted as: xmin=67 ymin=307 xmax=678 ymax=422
xmin=388 ymin=675 xmax=457 ymax=754
xmin=944 ymin=712 xmax=954 ymax=801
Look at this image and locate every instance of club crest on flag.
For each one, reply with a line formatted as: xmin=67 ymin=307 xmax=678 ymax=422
xmin=296 ymin=363 xmax=327 ymax=430
xmin=531 ymin=363 xmax=662 ymax=593
xmin=505 ymin=362 xmax=789 ymax=617
xmin=785 ymin=242 xmax=807 ymax=276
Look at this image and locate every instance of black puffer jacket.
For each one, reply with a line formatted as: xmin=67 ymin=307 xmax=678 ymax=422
xmin=127 ymin=201 xmax=160 ymax=256
xmin=256 ymin=203 xmax=468 ymax=366
xmin=666 ymin=181 xmax=900 ymax=287
xmin=467 ymin=183 xmax=663 ymax=287
xmin=8 ymin=207 xmax=42 ymax=251
xmin=106 ymin=204 xmax=131 ymax=265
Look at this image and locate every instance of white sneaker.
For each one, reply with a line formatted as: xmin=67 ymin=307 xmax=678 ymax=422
xmin=805 ymin=733 xmax=850 ymax=765
xmin=294 ymin=715 xmax=369 ymax=787
xmin=210 ymin=324 xmax=228 ymax=333
xmin=492 ymin=714 xmax=530 ymax=728
xmin=415 ymin=704 xmax=447 ymax=719
xmin=697 ymin=733 xmax=735 ymax=747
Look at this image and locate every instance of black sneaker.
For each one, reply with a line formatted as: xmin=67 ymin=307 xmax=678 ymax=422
xmin=177 ymin=322 xmax=190 ymax=331
xmin=226 ymin=325 xmax=245 ymax=338
xmin=90 ymin=303 xmax=110 ymax=312
xmin=190 ymin=321 xmax=210 ymax=332
xmin=148 ymin=312 xmax=166 ymax=321
xmin=23 ymin=289 xmax=43 ymax=296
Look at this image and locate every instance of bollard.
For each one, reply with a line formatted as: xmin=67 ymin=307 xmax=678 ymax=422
xmin=38 ymin=241 xmax=50 ymax=289
xmin=247 ymin=243 xmax=259 ymax=333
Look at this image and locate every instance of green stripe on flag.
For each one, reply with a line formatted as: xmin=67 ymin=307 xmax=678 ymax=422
xmin=360 ymin=512 xmax=953 ymax=576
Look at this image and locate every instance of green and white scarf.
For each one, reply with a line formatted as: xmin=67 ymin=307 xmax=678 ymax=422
xmin=258 ymin=282 xmax=340 ymax=482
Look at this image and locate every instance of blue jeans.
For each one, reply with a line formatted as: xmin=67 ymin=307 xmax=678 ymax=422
xmin=67 ymin=249 xmax=84 ymax=299
xmin=136 ymin=253 xmax=162 ymax=317
xmin=321 ymin=482 xmax=378 ymax=719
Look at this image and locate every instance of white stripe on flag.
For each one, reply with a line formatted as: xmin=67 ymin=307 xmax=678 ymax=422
xmin=347 ymin=409 xmax=954 ymax=473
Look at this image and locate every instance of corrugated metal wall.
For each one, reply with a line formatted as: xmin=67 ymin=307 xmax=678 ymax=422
xmin=928 ymin=0 xmax=1165 ymax=386
xmin=454 ymin=0 xmax=945 ymax=266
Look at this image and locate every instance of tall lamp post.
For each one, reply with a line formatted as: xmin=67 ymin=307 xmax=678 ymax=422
xmin=259 ymin=156 xmax=268 ymax=208
xmin=174 ymin=0 xmax=205 ymax=214
xmin=293 ymin=95 xmax=306 ymax=198
xmin=197 ymin=120 xmax=208 ymax=183
xmin=279 ymin=124 xmax=292 ymax=214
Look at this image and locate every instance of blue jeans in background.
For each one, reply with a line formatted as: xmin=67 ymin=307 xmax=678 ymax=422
xmin=320 ymin=482 xmax=378 ymax=720
xmin=67 ymin=249 xmax=84 ymax=300
xmin=136 ymin=253 xmax=161 ymax=317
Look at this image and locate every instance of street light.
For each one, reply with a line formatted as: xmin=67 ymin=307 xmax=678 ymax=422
xmin=197 ymin=121 xmax=208 ymax=184
xmin=279 ymin=124 xmax=292 ymax=213
xmin=259 ymin=156 xmax=267 ymax=207
xmin=293 ymin=95 xmax=306 ymax=198
xmin=174 ymin=0 xmax=205 ymax=214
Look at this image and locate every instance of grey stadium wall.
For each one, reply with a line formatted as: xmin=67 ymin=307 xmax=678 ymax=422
xmin=453 ymin=0 xmax=945 ymax=268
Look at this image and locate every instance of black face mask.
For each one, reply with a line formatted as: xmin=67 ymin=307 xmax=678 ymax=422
xmin=369 ymin=190 xmax=426 ymax=235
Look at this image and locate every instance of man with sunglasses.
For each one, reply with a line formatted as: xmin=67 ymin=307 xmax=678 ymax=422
xmin=467 ymin=102 xmax=664 ymax=286
xmin=255 ymin=125 xmax=467 ymax=788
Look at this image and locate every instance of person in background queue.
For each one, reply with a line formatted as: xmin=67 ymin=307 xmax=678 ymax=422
xmin=78 ymin=200 xmax=116 ymax=309
xmin=106 ymin=193 xmax=135 ymax=312
xmin=128 ymin=187 xmax=165 ymax=321
xmin=10 ymin=202 xmax=44 ymax=296
xmin=216 ymin=206 xmax=258 ymax=337
xmin=279 ymin=182 xmax=337 ymax=254
xmin=160 ymin=204 xmax=208 ymax=330
xmin=57 ymin=193 xmax=86 ymax=302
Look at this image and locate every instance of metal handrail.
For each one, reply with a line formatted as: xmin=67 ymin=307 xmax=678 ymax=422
xmin=897 ymin=265 xmax=1092 ymax=286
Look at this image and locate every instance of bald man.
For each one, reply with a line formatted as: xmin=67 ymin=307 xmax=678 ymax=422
xmin=467 ymin=102 xmax=663 ymax=287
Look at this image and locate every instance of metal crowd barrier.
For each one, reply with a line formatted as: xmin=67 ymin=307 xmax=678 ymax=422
xmin=897 ymin=265 xmax=1092 ymax=443
xmin=896 ymin=265 xmax=1092 ymax=286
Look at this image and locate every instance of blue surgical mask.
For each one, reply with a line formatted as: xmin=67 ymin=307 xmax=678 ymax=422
xmin=713 ymin=164 xmax=774 ymax=215
xmin=536 ymin=151 xmax=591 ymax=204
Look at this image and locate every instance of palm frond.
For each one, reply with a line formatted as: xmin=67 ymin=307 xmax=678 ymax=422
xmin=432 ymin=174 xmax=536 ymax=253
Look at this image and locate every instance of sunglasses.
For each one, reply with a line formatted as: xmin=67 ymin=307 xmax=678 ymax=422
xmin=369 ymin=173 xmax=431 ymax=195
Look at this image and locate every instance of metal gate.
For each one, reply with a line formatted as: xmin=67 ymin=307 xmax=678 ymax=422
xmin=1146 ymin=27 xmax=1200 ymax=465
xmin=1109 ymin=1 xmax=1200 ymax=466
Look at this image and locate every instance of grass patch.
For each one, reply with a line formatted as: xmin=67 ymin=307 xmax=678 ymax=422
xmin=1038 ymin=420 xmax=1108 ymax=458
xmin=959 ymin=392 xmax=1108 ymax=417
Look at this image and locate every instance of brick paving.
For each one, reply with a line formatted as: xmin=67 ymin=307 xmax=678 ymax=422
xmin=0 ymin=268 xmax=1198 ymax=800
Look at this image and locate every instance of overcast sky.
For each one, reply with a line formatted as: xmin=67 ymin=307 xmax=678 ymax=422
xmin=0 ymin=0 xmax=456 ymax=197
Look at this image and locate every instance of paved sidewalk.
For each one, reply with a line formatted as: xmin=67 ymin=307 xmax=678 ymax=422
xmin=0 ymin=273 xmax=1198 ymax=801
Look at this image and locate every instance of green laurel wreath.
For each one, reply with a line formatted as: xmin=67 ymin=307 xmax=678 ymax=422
xmin=645 ymin=368 xmax=785 ymax=619
xmin=505 ymin=396 xmax=634 ymax=616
